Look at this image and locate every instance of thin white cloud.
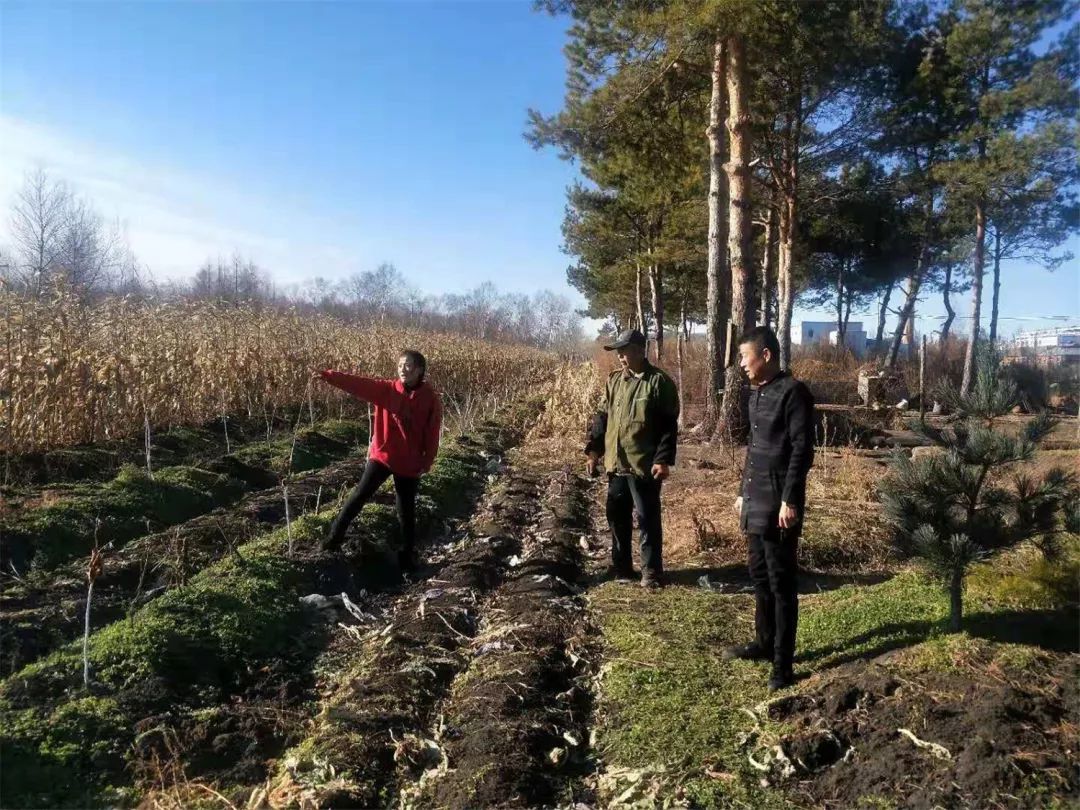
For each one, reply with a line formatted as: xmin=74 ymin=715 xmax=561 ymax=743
xmin=0 ymin=115 xmax=368 ymax=283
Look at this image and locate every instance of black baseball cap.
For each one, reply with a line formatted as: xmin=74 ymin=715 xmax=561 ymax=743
xmin=604 ymin=329 xmax=647 ymax=350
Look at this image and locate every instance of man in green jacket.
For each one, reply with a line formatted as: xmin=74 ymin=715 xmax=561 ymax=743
xmin=585 ymin=329 xmax=680 ymax=589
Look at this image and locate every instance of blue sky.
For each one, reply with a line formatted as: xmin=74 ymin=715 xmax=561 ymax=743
xmin=1 ymin=0 xmax=1076 ymax=340
xmin=1 ymin=1 xmax=578 ymax=299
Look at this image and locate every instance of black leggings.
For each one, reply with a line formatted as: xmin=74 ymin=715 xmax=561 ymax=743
xmin=325 ymin=460 xmax=419 ymax=551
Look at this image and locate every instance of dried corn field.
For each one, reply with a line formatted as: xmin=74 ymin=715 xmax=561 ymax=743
xmin=0 ymin=288 xmax=561 ymax=454
xmin=528 ymin=361 xmax=602 ymax=444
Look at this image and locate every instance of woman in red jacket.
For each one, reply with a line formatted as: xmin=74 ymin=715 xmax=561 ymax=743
xmin=315 ymin=350 xmax=442 ymax=572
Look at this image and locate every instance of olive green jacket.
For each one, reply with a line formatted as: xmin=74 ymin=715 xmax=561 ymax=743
xmin=585 ymin=362 xmax=680 ymax=477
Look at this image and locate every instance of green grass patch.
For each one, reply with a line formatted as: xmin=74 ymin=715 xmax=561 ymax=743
xmin=0 ymin=429 xmax=496 ymax=809
xmin=796 ymin=572 xmax=950 ymax=671
xmin=966 ymin=537 xmax=1080 ymax=610
xmin=590 ymin=584 xmax=783 ymax=808
xmin=590 ymin=559 xmax=1077 ymax=808
xmin=230 ymin=421 xmax=364 ymax=473
xmin=4 ymin=464 xmax=243 ymax=573
xmin=898 ymin=632 xmax=1052 ymax=675
xmin=310 ymin=418 xmax=368 ymax=446
xmin=0 ymin=510 xmax=336 ymax=808
xmin=4 ymin=419 xmax=368 ymax=575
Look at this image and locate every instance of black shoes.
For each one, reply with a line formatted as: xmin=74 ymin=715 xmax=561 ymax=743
xmin=722 ymin=642 xmax=795 ymax=690
xmin=768 ymin=665 xmax=795 ymax=691
xmin=721 ymin=642 xmax=771 ymax=662
xmin=398 ymin=548 xmax=419 ymax=575
xmin=606 ymin=565 xmax=637 ymax=583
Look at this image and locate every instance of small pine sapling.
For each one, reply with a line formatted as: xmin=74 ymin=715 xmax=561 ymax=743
xmin=880 ymin=347 xmax=1077 ymax=631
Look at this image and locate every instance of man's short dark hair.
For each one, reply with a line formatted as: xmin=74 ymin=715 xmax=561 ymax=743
xmin=738 ymin=326 xmax=781 ymax=359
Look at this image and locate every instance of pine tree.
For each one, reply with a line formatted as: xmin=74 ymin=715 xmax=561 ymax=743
xmin=929 ymin=0 xmax=1079 ymax=393
xmin=880 ymin=347 xmax=1078 ymax=631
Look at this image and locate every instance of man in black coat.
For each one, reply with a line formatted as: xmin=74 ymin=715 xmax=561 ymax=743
xmin=723 ymin=326 xmax=815 ymax=690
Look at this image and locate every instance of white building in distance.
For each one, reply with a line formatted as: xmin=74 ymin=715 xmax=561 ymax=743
xmin=1007 ymin=326 xmax=1080 ymax=368
xmin=800 ymin=321 xmax=870 ymax=357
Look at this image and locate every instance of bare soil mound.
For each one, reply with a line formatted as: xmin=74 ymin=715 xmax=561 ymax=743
xmin=760 ymin=651 xmax=1078 ymax=808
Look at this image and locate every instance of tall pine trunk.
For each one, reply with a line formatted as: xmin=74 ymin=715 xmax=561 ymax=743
xmin=777 ymin=191 xmax=797 ymax=371
xmin=886 ymin=195 xmax=934 ymax=368
xmin=904 ymin=289 xmax=915 ymax=350
xmin=875 ymin=279 xmax=893 ymax=350
xmin=635 ymin=263 xmax=646 ymax=335
xmin=649 ymin=262 xmax=664 ymax=363
xmin=961 ymin=199 xmax=987 ymax=395
xmin=989 ymin=227 xmax=1002 ymax=344
xmin=835 ymin=258 xmax=846 ymax=346
xmin=942 ymin=261 xmax=955 ymax=343
xmin=776 ymin=97 xmax=800 ymax=371
xmin=843 ymin=288 xmax=853 ymax=343
xmin=887 ymin=267 xmax=923 ymax=368
xmin=677 ymin=297 xmax=687 ymax=429
xmin=718 ymin=34 xmax=753 ymax=443
xmin=703 ymin=38 xmax=728 ymax=434
xmin=726 ymin=35 xmax=753 ymax=337
xmin=759 ymin=202 xmax=777 ymax=327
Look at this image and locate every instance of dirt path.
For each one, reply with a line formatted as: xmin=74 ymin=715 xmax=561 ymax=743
xmin=238 ymin=466 xmax=548 ymax=808
xmin=206 ymin=451 xmax=605 ymax=810
xmin=412 ymin=463 xmax=598 ymax=809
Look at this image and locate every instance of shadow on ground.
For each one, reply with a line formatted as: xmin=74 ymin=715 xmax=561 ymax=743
xmin=658 ymin=564 xmax=893 ymax=594
xmin=798 ymin=607 xmax=1079 ymax=671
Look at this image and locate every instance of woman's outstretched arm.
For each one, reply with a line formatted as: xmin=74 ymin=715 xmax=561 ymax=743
xmin=317 ymin=370 xmax=402 ymax=412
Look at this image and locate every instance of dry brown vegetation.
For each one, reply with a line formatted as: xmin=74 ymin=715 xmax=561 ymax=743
xmin=0 ymin=287 xmax=560 ymax=454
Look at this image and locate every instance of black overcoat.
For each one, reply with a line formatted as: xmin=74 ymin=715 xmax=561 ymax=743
xmin=739 ymin=371 xmax=815 ymax=534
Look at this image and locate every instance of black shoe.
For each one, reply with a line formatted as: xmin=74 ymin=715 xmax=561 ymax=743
xmin=320 ymin=535 xmax=343 ymax=553
xmin=606 ymin=565 xmax=636 ymax=582
xmin=640 ymin=570 xmax=663 ymax=590
xmin=721 ymin=642 xmax=771 ymax=662
xmin=398 ymin=549 xmax=418 ymax=575
xmin=768 ymin=666 xmax=795 ymax=692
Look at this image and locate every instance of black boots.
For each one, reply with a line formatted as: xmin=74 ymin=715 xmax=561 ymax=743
xmin=722 ymin=642 xmax=794 ymax=691
xmin=721 ymin=642 xmax=771 ymax=662
xmin=768 ymin=664 xmax=795 ymax=691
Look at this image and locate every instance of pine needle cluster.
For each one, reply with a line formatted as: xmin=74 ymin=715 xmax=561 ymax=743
xmin=880 ymin=347 xmax=1078 ymax=629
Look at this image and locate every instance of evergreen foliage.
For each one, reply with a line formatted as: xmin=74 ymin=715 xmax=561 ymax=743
xmin=880 ymin=347 xmax=1078 ymax=630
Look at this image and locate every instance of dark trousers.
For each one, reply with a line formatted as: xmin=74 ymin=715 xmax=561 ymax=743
xmin=748 ymin=526 xmax=799 ymax=670
xmin=606 ymin=474 xmax=663 ymax=574
xmin=325 ymin=460 xmax=419 ymax=552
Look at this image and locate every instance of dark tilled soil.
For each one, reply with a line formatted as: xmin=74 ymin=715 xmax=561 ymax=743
xmin=0 ymin=453 xmax=378 ymax=676
xmin=243 ymin=470 xmax=548 ymax=809
xmin=765 ymin=653 xmax=1079 ymax=809
xmin=118 ymin=427 xmax=526 ymax=805
xmin=421 ymin=466 xmax=596 ymax=810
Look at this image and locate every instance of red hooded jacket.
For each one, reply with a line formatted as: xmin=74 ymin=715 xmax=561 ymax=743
xmin=319 ymin=371 xmax=442 ymax=478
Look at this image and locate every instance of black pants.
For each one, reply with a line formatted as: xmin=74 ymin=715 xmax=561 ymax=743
xmin=747 ymin=526 xmax=799 ymax=669
xmin=606 ymin=474 xmax=663 ymax=574
xmin=325 ymin=460 xmax=419 ymax=552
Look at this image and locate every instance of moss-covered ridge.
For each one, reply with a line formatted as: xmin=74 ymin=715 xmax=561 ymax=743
xmin=1 ymin=413 xmax=369 ymax=487
xmin=0 ymin=426 xmax=504 ymax=809
xmin=0 ymin=420 xmax=367 ymax=574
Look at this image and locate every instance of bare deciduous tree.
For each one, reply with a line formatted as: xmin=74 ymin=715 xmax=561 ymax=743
xmin=10 ymin=168 xmax=70 ymax=296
